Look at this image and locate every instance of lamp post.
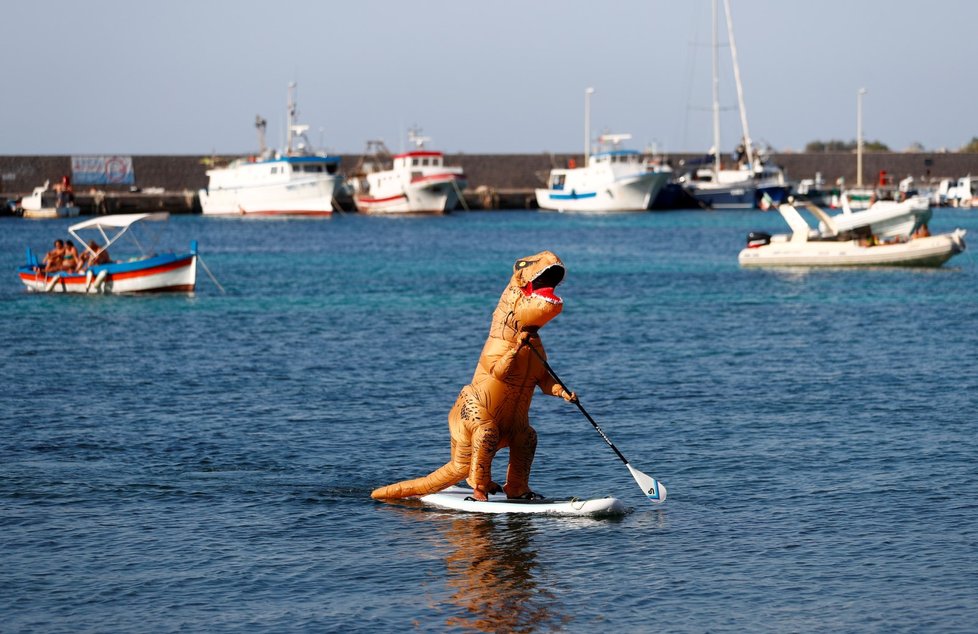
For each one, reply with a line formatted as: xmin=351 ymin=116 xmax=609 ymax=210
xmin=584 ymin=87 xmax=595 ymax=167
xmin=856 ymin=87 xmax=867 ymax=188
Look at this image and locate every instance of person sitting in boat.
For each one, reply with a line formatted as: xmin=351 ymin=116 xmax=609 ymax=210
xmin=60 ymin=240 xmax=79 ymax=271
xmin=913 ymin=223 xmax=931 ymax=239
xmin=76 ymin=239 xmax=110 ymax=271
xmin=734 ymin=140 xmax=747 ymax=167
xmin=40 ymin=239 xmax=65 ymax=272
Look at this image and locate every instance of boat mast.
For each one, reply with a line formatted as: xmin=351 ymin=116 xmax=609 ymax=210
xmin=584 ymin=87 xmax=595 ymax=167
xmin=723 ymin=0 xmax=754 ymax=171
xmin=711 ymin=0 xmax=721 ymax=175
xmin=857 ymin=87 xmax=867 ymax=188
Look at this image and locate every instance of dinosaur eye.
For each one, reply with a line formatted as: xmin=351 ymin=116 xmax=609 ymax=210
xmin=514 ymin=258 xmax=536 ymax=271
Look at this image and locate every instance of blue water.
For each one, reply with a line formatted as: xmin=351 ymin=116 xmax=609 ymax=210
xmin=2 ymin=209 xmax=978 ymax=632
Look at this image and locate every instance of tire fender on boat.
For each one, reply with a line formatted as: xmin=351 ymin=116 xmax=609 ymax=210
xmin=93 ymin=269 xmax=108 ymax=292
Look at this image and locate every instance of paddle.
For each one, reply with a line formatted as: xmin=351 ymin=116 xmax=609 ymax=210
xmin=525 ymin=340 xmax=667 ymax=504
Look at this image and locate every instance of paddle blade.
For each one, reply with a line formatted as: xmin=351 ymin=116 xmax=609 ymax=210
xmin=626 ymin=464 xmax=667 ymax=504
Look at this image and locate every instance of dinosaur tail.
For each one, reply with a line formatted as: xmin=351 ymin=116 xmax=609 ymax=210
xmin=371 ymin=462 xmax=464 ymax=500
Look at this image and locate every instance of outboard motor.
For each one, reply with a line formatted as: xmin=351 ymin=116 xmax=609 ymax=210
xmin=746 ymin=231 xmax=771 ymax=248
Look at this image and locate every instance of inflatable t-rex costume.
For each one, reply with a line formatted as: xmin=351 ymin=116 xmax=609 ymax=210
xmin=372 ymin=250 xmax=575 ymax=502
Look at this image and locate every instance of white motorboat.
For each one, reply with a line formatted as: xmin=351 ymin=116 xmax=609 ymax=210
xmin=350 ymin=131 xmax=467 ymax=215
xmin=739 ymin=198 xmax=967 ymax=268
xmin=199 ymin=83 xmax=342 ymax=217
xmin=20 ymin=180 xmax=80 ymax=219
xmin=536 ymin=134 xmax=671 ymax=213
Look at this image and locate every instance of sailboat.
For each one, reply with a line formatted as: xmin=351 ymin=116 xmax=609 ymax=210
xmin=679 ymin=0 xmax=789 ymax=210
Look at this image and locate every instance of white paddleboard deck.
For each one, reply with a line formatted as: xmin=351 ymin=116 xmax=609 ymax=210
xmin=420 ymin=486 xmax=626 ymax=516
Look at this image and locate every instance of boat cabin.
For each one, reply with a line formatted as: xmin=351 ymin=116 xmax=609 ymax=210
xmin=393 ymin=151 xmax=445 ymax=170
xmin=270 ymin=156 xmax=339 ymax=175
xmin=589 ymin=149 xmax=643 ymax=167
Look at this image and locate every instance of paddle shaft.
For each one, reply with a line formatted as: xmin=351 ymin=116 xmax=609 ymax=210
xmin=525 ymin=341 xmax=630 ymax=465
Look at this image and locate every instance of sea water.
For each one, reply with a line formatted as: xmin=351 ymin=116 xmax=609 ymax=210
xmin=2 ymin=209 xmax=977 ymax=632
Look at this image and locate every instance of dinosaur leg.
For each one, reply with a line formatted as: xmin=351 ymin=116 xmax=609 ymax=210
xmin=465 ymin=422 xmax=500 ymax=501
xmin=503 ymin=424 xmax=537 ymax=499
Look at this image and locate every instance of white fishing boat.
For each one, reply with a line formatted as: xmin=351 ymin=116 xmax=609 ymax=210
xmin=350 ymin=131 xmax=467 ymax=215
xmin=678 ymin=0 xmax=788 ymax=210
xmin=20 ymin=180 xmax=80 ymax=219
xmin=17 ymin=213 xmax=198 ymax=293
xmin=199 ymin=83 xmax=342 ymax=217
xmin=739 ymin=197 xmax=967 ymax=268
xmin=536 ymin=134 xmax=671 ymax=213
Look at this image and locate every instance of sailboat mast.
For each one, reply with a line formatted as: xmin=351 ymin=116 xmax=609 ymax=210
xmin=711 ymin=0 xmax=722 ymax=174
xmin=723 ymin=0 xmax=754 ymax=171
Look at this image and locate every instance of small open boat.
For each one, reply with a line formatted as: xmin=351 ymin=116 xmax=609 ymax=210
xmin=739 ymin=198 xmax=967 ymax=268
xmin=17 ymin=212 xmax=198 ymax=293
xmin=20 ymin=180 xmax=80 ymax=219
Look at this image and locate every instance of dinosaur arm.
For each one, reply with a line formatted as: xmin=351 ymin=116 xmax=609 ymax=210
xmin=482 ymin=332 xmax=529 ymax=381
xmin=539 ymin=373 xmax=576 ymax=401
xmin=533 ymin=347 xmax=577 ymax=402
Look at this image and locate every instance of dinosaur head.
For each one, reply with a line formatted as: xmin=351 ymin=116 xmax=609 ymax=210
xmin=493 ymin=251 xmax=565 ymax=337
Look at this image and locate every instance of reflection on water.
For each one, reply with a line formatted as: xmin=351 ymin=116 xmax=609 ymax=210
xmin=437 ymin=514 xmax=567 ymax=633
xmin=379 ymin=503 xmax=569 ymax=632
xmin=377 ymin=497 xmax=652 ymax=632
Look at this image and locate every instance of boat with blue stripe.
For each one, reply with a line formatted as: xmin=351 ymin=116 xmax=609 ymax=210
xmin=536 ymin=137 xmax=670 ymax=213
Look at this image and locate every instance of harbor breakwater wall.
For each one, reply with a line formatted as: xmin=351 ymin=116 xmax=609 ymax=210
xmin=3 ymin=152 xmax=977 ymax=213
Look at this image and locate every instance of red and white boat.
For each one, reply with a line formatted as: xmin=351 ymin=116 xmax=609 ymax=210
xmin=350 ymin=132 xmax=467 ymax=215
xmin=17 ymin=213 xmax=198 ymax=294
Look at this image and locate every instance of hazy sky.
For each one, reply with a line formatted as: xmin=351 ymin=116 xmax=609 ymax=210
xmin=4 ymin=0 xmax=976 ymax=156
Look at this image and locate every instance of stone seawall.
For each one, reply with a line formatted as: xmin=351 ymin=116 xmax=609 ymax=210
xmin=3 ymin=152 xmax=977 ymax=211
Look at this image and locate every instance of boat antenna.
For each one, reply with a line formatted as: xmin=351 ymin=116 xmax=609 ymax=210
xmin=408 ymin=126 xmax=430 ymax=150
xmin=598 ymin=133 xmax=631 ymax=150
xmin=286 ymin=82 xmax=297 ymax=154
xmin=255 ymin=115 xmax=267 ymax=154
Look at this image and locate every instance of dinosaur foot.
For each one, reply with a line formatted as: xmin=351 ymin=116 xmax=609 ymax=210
xmin=509 ymin=490 xmax=545 ymax=501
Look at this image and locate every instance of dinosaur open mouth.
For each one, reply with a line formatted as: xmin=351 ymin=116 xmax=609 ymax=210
xmin=522 ymin=264 xmax=564 ymax=304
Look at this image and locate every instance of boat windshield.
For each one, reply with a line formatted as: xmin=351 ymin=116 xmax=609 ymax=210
xmin=292 ymin=162 xmax=338 ymax=174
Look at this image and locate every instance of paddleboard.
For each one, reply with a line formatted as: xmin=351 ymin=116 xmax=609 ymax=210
xmin=420 ymin=486 xmax=626 ymax=516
